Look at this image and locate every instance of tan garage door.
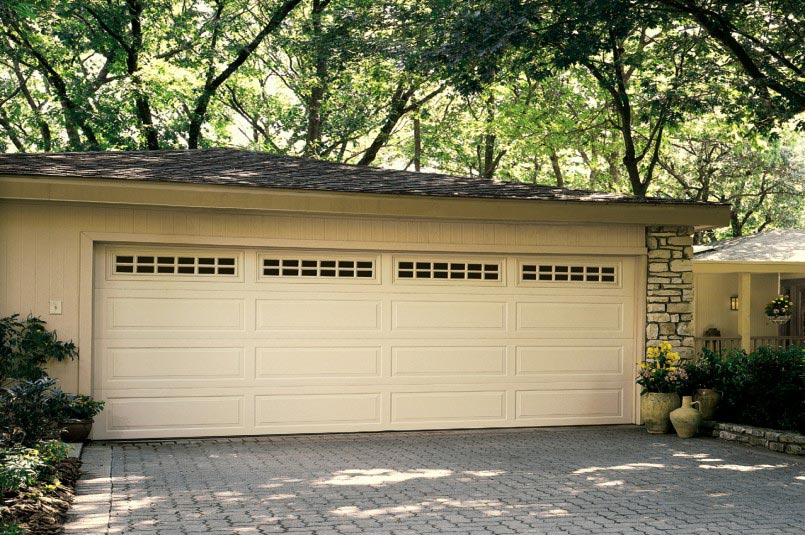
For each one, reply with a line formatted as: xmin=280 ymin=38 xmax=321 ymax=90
xmin=92 ymin=245 xmax=638 ymax=439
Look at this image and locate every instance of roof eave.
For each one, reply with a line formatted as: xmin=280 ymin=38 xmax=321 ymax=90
xmin=0 ymin=174 xmax=731 ymax=228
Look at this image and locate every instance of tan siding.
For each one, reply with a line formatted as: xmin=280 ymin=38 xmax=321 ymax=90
xmin=751 ymin=274 xmax=780 ymax=338
xmin=1 ymin=200 xmax=645 ymax=392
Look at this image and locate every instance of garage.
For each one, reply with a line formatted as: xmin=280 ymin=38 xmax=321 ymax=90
xmin=93 ymin=244 xmax=637 ymax=439
xmin=0 ymin=150 xmax=729 ymax=441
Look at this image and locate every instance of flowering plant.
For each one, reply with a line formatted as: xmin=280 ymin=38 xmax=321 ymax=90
xmin=636 ymin=341 xmax=688 ymax=394
xmin=764 ymin=295 xmax=793 ymax=318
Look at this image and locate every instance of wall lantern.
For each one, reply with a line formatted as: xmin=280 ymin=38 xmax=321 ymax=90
xmin=730 ymin=295 xmax=739 ymax=311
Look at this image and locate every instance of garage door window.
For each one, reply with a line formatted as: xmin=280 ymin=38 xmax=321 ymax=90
xmin=261 ymin=257 xmax=375 ymax=279
xmin=521 ymin=263 xmax=617 ymax=284
xmin=396 ymin=260 xmax=501 ymax=281
xmin=113 ymin=254 xmax=237 ymax=276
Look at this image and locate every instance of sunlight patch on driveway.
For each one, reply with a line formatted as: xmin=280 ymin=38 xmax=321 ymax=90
xmin=317 ymin=468 xmax=453 ymax=486
xmin=573 ymin=463 xmax=665 ymax=474
xmin=699 ymin=463 xmax=788 ymax=472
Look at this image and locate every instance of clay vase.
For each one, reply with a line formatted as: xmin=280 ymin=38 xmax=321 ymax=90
xmin=670 ymin=396 xmax=703 ymax=439
xmin=641 ymin=392 xmax=681 ymax=434
xmin=693 ymin=388 xmax=721 ymax=421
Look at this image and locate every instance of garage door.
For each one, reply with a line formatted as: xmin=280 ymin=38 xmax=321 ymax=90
xmin=92 ymin=245 xmax=637 ymax=439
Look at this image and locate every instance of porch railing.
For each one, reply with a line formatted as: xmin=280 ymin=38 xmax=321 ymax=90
xmin=694 ymin=336 xmax=741 ymax=354
xmin=693 ymin=336 xmax=805 ymax=354
xmin=751 ymin=336 xmax=805 ymax=350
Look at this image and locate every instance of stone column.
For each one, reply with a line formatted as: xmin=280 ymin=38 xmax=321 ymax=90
xmin=646 ymin=226 xmax=695 ymax=359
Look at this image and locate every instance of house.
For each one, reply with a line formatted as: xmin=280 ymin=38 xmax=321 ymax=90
xmin=0 ymin=149 xmax=729 ymax=440
xmin=693 ymin=229 xmax=805 ymax=352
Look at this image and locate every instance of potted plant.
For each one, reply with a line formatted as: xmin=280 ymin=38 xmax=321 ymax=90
xmin=637 ymin=341 xmax=687 ymax=434
xmin=765 ymin=295 xmax=794 ymax=325
xmin=49 ymin=390 xmax=105 ymax=442
xmin=685 ymin=349 xmax=723 ymax=420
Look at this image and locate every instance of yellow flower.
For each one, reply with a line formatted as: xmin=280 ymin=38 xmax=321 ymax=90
xmin=647 ymin=347 xmax=659 ymax=358
xmin=669 ymin=366 xmax=677 ymax=371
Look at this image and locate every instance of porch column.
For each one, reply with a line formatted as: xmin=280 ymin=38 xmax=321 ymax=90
xmin=739 ymin=272 xmax=752 ymax=351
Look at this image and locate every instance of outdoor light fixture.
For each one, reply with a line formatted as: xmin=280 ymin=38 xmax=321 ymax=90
xmin=730 ymin=295 xmax=739 ymax=310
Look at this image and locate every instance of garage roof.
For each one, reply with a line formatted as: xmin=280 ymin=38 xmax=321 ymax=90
xmin=0 ymin=148 xmax=715 ymax=206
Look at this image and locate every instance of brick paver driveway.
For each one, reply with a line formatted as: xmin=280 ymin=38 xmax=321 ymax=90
xmin=65 ymin=426 xmax=804 ymax=534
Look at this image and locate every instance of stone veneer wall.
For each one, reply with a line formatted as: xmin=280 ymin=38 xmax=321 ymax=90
xmin=646 ymin=226 xmax=695 ymax=358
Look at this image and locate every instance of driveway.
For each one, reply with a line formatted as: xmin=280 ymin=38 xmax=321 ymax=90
xmin=65 ymin=426 xmax=804 ymax=534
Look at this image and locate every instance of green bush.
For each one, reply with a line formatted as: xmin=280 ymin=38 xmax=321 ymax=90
xmin=0 ymin=314 xmax=78 ymax=388
xmin=683 ymin=349 xmax=724 ymax=394
xmin=49 ymin=389 xmax=105 ymax=421
xmin=718 ymin=345 xmax=804 ymax=433
xmin=0 ymin=440 xmax=69 ymax=493
xmin=0 ymin=378 xmax=61 ymax=448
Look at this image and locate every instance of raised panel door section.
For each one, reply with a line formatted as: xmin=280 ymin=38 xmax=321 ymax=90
xmin=109 ymin=297 xmax=244 ymax=330
xmin=255 ymin=394 xmax=381 ymax=426
xmin=256 ymin=347 xmax=381 ymax=378
xmin=105 ymin=396 xmax=244 ymax=430
xmin=515 ymin=389 xmax=623 ymax=419
xmin=515 ymin=346 xmax=624 ymax=376
xmin=392 ymin=301 xmax=507 ymax=331
xmin=516 ymin=302 xmax=625 ymax=334
xmin=106 ymin=347 xmax=244 ymax=381
xmin=391 ymin=347 xmax=507 ymax=376
xmin=256 ymin=299 xmax=381 ymax=330
xmin=390 ymin=391 xmax=506 ymax=422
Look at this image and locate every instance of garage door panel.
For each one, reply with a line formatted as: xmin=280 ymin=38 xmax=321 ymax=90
xmin=256 ymin=299 xmax=381 ymax=330
xmin=391 ymin=346 xmax=507 ymax=376
xmin=255 ymin=393 xmax=381 ymax=427
xmin=106 ymin=346 xmax=245 ymax=381
xmin=516 ymin=301 xmax=633 ymax=336
xmin=515 ymin=389 xmax=623 ymax=419
xmin=390 ymin=391 xmax=506 ymax=423
xmin=108 ymin=297 xmax=245 ymax=331
xmin=256 ymin=347 xmax=380 ymax=378
xmin=515 ymin=345 xmax=625 ymax=376
xmin=392 ymin=301 xmax=507 ymax=331
xmin=104 ymin=396 xmax=244 ymax=430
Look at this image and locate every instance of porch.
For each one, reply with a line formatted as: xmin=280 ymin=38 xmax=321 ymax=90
xmin=693 ymin=230 xmax=805 ymax=354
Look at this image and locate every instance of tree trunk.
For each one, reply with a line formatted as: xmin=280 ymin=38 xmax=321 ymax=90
xmin=413 ymin=110 xmax=421 ymax=172
xmin=549 ymin=150 xmax=563 ymax=187
xmin=126 ymin=0 xmax=159 ymax=149
xmin=303 ymin=0 xmax=329 ymax=157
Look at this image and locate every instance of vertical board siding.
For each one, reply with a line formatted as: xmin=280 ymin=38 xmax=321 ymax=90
xmin=0 ymin=200 xmax=644 ymax=392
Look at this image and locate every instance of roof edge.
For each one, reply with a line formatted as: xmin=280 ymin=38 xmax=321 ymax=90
xmin=0 ymin=175 xmax=732 ymax=228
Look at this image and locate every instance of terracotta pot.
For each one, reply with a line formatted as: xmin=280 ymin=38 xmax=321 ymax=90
xmin=60 ymin=419 xmax=93 ymax=442
xmin=670 ymin=396 xmax=703 ymax=439
xmin=693 ymin=388 xmax=721 ymax=420
xmin=640 ymin=392 xmax=681 ymax=434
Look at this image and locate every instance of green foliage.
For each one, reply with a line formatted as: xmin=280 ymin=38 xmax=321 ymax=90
xmin=683 ymin=349 xmax=724 ymax=393
xmin=0 ymin=315 xmax=78 ymax=388
xmin=49 ymin=389 xmax=105 ymax=421
xmin=764 ymin=295 xmax=795 ymax=318
xmin=0 ymin=378 xmax=61 ymax=448
xmin=718 ymin=345 xmax=805 ymax=433
xmin=0 ymin=440 xmax=68 ymax=493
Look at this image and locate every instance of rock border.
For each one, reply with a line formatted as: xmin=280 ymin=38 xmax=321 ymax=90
xmin=701 ymin=421 xmax=804 ymax=455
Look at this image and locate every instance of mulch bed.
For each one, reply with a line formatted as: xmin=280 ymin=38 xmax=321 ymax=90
xmin=0 ymin=458 xmax=82 ymax=534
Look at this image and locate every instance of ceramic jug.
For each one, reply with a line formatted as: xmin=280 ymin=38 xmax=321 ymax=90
xmin=670 ymin=396 xmax=702 ymax=438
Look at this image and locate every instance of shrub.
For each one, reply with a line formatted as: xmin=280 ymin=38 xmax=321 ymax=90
xmin=718 ymin=345 xmax=804 ymax=433
xmin=0 ymin=440 xmax=69 ymax=493
xmin=49 ymin=389 xmax=105 ymax=421
xmin=683 ymin=349 xmax=724 ymax=394
xmin=0 ymin=379 xmax=61 ymax=448
xmin=0 ymin=314 xmax=78 ymax=388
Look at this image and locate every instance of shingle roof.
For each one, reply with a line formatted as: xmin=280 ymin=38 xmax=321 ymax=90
xmin=694 ymin=229 xmax=805 ymax=262
xmin=0 ymin=148 xmax=714 ymax=205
